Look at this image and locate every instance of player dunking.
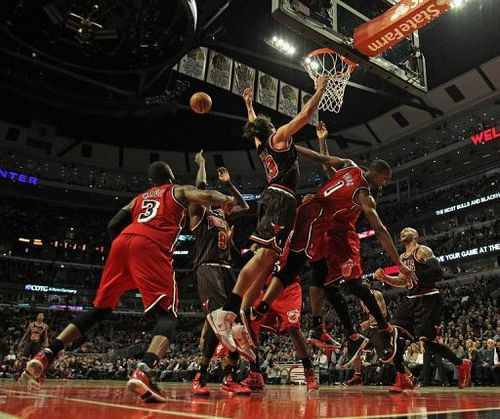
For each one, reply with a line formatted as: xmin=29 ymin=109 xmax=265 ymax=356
xmin=374 ymin=227 xmax=472 ymax=392
xmin=208 ymin=76 xmax=328 ymax=351
xmin=245 ymin=133 xmax=412 ymax=366
xmin=21 ymin=162 xmax=235 ymax=403
xmin=189 ymin=151 xmax=252 ymax=396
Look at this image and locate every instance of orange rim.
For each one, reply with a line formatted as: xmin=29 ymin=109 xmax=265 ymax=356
xmin=305 ymin=47 xmax=357 ymax=74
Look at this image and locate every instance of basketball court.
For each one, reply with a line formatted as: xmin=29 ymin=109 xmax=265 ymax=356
xmin=1 ymin=380 xmax=499 ymax=419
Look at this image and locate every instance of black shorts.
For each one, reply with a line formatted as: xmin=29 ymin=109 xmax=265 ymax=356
xmin=393 ymin=293 xmax=442 ymax=341
xmin=194 ymin=264 xmax=236 ymax=312
xmin=250 ymin=188 xmax=297 ymax=256
xmin=22 ymin=341 xmax=42 ymax=359
xmin=362 ymin=326 xmax=384 ymax=355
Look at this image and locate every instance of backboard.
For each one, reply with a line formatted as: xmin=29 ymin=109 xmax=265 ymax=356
xmin=272 ymin=0 xmax=428 ymax=96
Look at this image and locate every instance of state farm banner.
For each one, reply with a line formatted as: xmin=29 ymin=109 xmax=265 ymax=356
xmin=206 ymin=50 xmax=233 ymax=90
xmin=354 ymin=0 xmax=450 ymax=57
xmin=278 ymin=82 xmax=299 ymax=118
xmin=256 ymin=71 xmax=278 ymax=110
xmin=178 ymin=47 xmax=208 ymax=80
xmin=300 ymin=91 xmax=319 ymax=126
xmin=232 ymin=61 xmax=256 ymax=95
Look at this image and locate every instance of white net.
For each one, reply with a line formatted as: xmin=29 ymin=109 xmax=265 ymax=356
xmin=304 ymin=48 xmax=356 ymax=114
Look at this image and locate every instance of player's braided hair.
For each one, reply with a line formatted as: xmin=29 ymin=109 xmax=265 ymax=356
xmin=243 ymin=115 xmax=274 ymax=141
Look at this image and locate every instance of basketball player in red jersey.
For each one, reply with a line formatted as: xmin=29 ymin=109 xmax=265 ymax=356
xmin=246 ymin=134 xmax=412 ymax=367
xmin=21 ymin=161 xmax=235 ymax=402
xmin=375 ymin=227 xmax=472 ymax=392
xmin=208 ymin=76 xmax=329 ymax=351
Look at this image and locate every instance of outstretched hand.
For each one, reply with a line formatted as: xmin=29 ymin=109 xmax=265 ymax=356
xmin=314 ymin=75 xmax=328 ymax=91
xmin=217 ymin=167 xmax=231 ymax=184
xmin=316 ymin=121 xmax=328 ymax=141
xmin=194 ymin=149 xmax=205 ymax=166
xmin=242 ymin=87 xmax=253 ymax=106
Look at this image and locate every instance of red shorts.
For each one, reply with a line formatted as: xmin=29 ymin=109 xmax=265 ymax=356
xmin=93 ymin=234 xmax=178 ymax=315
xmin=325 ymin=229 xmax=363 ymax=286
xmin=289 ymin=200 xmax=327 ymax=262
xmin=255 ymin=282 xmax=302 ymax=334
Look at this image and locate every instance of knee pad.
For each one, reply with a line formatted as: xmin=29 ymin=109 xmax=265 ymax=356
xmin=71 ymin=308 xmax=112 ymax=335
xmin=151 ymin=311 xmax=178 ymax=341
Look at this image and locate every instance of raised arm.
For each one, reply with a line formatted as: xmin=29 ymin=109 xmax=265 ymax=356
xmin=316 ymin=121 xmax=336 ymax=179
xmin=242 ymin=88 xmax=256 ymax=122
xmin=107 ymin=198 xmax=135 ymax=241
xmin=295 ymin=144 xmax=351 ymax=170
xmin=271 ymin=76 xmax=328 ymax=149
xmin=189 ymin=150 xmax=208 ymax=230
xmin=175 ymin=184 xmax=234 ymax=213
xmin=217 ymin=167 xmax=249 ymax=217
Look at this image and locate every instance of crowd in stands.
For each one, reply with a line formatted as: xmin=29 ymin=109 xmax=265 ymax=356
xmin=1 ymin=274 xmax=499 ymax=386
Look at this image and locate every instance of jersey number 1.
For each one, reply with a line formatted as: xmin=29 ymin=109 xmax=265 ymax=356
xmin=138 ymin=200 xmax=160 ymax=223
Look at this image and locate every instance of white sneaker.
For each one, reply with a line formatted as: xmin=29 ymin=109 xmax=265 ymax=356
xmin=232 ymin=324 xmax=256 ymax=362
xmin=207 ymin=309 xmax=237 ymax=352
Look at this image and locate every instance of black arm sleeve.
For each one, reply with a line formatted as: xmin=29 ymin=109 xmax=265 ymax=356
xmin=107 ymin=209 xmax=132 ymax=241
xmin=416 ymin=257 xmax=442 ymax=281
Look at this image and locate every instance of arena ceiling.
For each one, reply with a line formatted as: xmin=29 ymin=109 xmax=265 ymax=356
xmin=0 ymin=0 xmax=499 ymax=153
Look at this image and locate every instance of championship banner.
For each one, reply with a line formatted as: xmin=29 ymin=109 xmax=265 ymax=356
xmin=206 ymin=50 xmax=233 ymax=90
xmin=178 ymin=47 xmax=208 ymax=80
xmin=300 ymin=91 xmax=319 ymax=126
xmin=256 ymin=71 xmax=278 ymax=110
xmin=354 ymin=0 xmax=450 ymax=57
xmin=278 ymin=82 xmax=299 ymax=118
xmin=232 ymin=61 xmax=256 ymax=95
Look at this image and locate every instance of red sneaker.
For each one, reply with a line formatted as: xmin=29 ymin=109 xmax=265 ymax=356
xmin=389 ymin=372 xmax=404 ymax=393
xmin=221 ymin=374 xmax=251 ymax=395
xmin=192 ymin=373 xmax=210 ymax=396
xmin=304 ymin=368 xmax=319 ymax=392
xmin=307 ymin=326 xmax=341 ymax=350
xmin=456 ymin=359 xmax=472 ymax=389
xmin=347 ymin=373 xmax=363 ymax=386
xmin=21 ymin=350 xmax=51 ymax=390
xmin=240 ymin=371 xmax=265 ymax=390
xmin=127 ymin=363 xmax=166 ymax=403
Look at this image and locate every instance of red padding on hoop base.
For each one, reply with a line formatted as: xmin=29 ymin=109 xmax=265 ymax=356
xmin=353 ymin=0 xmax=449 ymax=58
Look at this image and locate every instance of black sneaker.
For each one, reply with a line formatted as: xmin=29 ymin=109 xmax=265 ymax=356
xmin=379 ymin=325 xmax=398 ymax=364
xmin=344 ymin=335 xmax=368 ymax=367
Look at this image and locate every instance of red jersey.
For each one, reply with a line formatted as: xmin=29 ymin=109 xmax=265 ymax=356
xmin=121 ymin=184 xmax=187 ymax=253
xmin=314 ymin=165 xmax=369 ymax=231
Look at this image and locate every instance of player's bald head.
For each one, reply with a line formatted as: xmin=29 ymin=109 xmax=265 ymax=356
xmin=400 ymin=227 xmax=419 ymax=243
xmin=148 ymin=161 xmax=174 ymax=185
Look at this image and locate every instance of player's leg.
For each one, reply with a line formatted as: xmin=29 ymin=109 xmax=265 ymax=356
xmin=208 ymin=190 xmax=296 ymax=348
xmin=21 ymin=235 xmax=131 ymax=389
xmin=126 ymin=236 xmax=179 ymax=402
xmin=389 ymin=301 xmax=418 ymax=393
xmin=415 ymin=294 xmax=471 ymax=389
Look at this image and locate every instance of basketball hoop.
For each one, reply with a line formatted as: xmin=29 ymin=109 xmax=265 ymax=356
xmin=303 ymin=48 xmax=357 ymax=114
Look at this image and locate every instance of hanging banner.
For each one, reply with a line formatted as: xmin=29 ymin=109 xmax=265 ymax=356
xmin=206 ymin=51 xmax=233 ymax=90
xmin=178 ymin=47 xmax=208 ymax=80
xmin=232 ymin=61 xmax=256 ymax=96
xmin=278 ymin=82 xmax=299 ymax=118
xmin=301 ymin=91 xmax=319 ymax=126
xmin=256 ymin=71 xmax=278 ymax=110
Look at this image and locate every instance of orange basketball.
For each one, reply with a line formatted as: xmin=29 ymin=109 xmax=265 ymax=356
xmin=190 ymin=92 xmax=212 ymax=114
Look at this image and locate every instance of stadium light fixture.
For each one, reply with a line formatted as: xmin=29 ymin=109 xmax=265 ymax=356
xmin=266 ymin=36 xmax=296 ymax=56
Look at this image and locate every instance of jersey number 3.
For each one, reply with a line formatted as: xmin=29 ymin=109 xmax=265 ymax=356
xmin=218 ymin=231 xmax=228 ymax=250
xmin=138 ymin=200 xmax=160 ymax=223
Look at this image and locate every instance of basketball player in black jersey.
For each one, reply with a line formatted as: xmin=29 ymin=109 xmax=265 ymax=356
xmin=189 ymin=151 xmax=252 ymax=395
xmin=208 ymin=76 xmax=329 ymax=351
xmin=374 ymin=227 xmax=472 ymax=392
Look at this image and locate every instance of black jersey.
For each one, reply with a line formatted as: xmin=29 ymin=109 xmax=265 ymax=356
xmin=400 ymin=245 xmax=441 ymax=297
xmin=257 ymin=135 xmax=299 ymax=193
xmin=191 ymin=208 xmax=231 ymax=267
